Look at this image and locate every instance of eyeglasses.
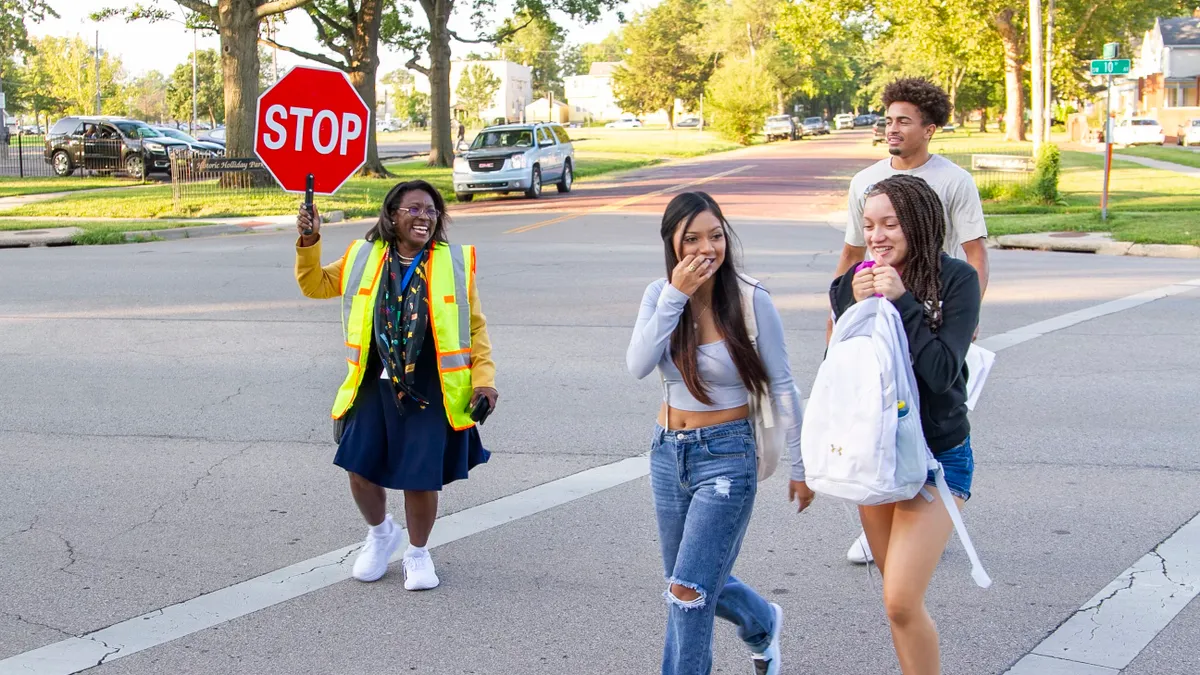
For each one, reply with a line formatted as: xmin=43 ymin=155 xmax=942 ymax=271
xmin=398 ymin=205 xmax=439 ymax=219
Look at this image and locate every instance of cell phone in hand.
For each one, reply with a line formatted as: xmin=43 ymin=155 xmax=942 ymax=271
xmin=469 ymin=396 xmax=492 ymax=425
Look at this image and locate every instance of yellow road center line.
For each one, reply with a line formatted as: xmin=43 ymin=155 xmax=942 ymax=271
xmin=503 ymin=164 xmax=755 ymax=235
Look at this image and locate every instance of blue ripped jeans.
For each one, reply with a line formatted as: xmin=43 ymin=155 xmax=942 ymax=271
xmin=650 ymin=419 xmax=775 ymax=675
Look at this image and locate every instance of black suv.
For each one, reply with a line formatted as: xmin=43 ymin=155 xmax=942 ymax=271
xmin=44 ymin=116 xmax=193 ymax=177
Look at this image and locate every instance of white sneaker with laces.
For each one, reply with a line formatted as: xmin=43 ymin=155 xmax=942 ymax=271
xmin=847 ymin=530 xmax=874 ymax=564
xmin=352 ymin=514 xmax=403 ymax=582
xmin=751 ymin=602 xmax=783 ymax=675
xmin=402 ymin=549 xmax=440 ymax=591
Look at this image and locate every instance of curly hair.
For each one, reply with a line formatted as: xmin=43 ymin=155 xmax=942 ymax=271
xmin=867 ymin=175 xmax=946 ymax=331
xmin=882 ymin=78 xmax=951 ymax=128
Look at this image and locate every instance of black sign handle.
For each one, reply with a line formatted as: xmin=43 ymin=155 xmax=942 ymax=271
xmin=302 ymin=173 xmax=315 ymax=235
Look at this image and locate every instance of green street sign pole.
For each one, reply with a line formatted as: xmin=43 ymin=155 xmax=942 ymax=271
xmin=1102 ymin=72 xmax=1112 ymax=221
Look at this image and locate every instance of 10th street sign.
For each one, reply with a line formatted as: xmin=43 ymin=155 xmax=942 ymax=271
xmin=1090 ymin=59 xmax=1131 ymax=76
xmin=254 ymin=66 xmax=369 ymax=195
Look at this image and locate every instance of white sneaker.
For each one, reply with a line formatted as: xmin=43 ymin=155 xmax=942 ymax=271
xmin=751 ymin=602 xmax=783 ymax=675
xmin=402 ymin=549 xmax=440 ymax=591
xmin=847 ymin=531 xmax=874 ymax=565
xmin=351 ymin=514 xmax=403 ymax=582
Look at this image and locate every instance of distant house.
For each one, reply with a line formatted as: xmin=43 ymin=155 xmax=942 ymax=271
xmin=413 ymin=60 xmax=533 ymax=124
xmin=1133 ymin=13 xmax=1200 ymax=139
xmin=565 ymin=62 xmax=625 ymax=122
xmin=525 ymin=97 xmax=569 ymax=124
xmin=564 ymin=61 xmax=692 ymax=126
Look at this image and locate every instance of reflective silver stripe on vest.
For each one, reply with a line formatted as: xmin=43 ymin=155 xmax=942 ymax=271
xmin=341 ymin=242 xmax=373 ymax=362
xmin=450 ymin=245 xmax=471 ymax=350
xmin=439 ymin=351 xmax=471 ymax=370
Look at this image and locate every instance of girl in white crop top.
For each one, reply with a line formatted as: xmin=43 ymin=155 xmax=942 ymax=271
xmin=626 ymin=191 xmax=813 ymax=675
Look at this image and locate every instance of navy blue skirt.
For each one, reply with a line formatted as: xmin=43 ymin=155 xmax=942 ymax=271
xmin=334 ymin=340 xmax=490 ymax=491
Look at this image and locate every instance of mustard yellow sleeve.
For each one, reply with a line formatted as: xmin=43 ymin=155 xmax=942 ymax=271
xmin=295 ymin=237 xmax=346 ymax=300
xmin=469 ymin=277 xmax=496 ymax=390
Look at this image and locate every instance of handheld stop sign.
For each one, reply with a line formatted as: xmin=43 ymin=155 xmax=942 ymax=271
xmin=254 ymin=65 xmax=370 ymax=227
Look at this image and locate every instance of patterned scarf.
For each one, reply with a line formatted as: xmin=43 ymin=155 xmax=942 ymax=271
xmin=376 ymin=245 xmax=431 ymax=410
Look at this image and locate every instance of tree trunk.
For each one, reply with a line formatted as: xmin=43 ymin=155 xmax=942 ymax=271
xmin=994 ymin=8 xmax=1026 ymax=142
xmin=426 ymin=0 xmax=454 ymax=168
xmin=947 ymin=67 xmax=966 ymax=122
xmin=980 ymin=109 xmax=988 ymax=133
xmin=218 ymin=0 xmax=262 ymax=159
xmin=350 ymin=0 xmax=388 ymax=177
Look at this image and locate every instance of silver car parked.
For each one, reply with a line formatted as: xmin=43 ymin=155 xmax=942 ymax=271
xmin=452 ymin=123 xmax=575 ymax=202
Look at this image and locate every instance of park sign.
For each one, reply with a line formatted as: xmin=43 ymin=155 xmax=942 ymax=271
xmin=1090 ymin=59 xmax=1131 ymax=76
xmin=254 ymin=65 xmax=369 ymax=195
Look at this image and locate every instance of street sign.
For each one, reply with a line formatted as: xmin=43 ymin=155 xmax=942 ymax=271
xmin=254 ymin=65 xmax=369 ymax=195
xmin=1103 ymin=42 xmax=1119 ymax=59
xmin=1090 ymin=59 xmax=1131 ymax=76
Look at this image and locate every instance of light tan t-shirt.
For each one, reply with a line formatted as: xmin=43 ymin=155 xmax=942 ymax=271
xmin=846 ymin=154 xmax=987 ymax=260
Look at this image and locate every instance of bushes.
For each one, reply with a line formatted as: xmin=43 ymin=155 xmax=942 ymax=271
xmin=1032 ymin=143 xmax=1061 ymax=204
xmin=706 ymin=58 xmax=775 ymax=145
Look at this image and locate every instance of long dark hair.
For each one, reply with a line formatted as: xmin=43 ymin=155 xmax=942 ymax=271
xmin=365 ymin=179 xmax=451 ymax=246
xmin=661 ymin=192 xmax=768 ymax=404
xmin=867 ymin=174 xmax=945 ymax=330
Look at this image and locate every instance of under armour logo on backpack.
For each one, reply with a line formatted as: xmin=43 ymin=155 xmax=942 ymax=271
xmin=830 ymin=444 xmax=843 ymax=456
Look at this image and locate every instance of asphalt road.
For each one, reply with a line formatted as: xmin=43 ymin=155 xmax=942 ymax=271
xmin=2 ymin=133 xmax=1199 ymax=675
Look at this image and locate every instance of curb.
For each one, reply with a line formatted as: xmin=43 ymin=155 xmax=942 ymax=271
xmin=0 ymin=211 xmax=346 ymax=248
xmin=993 ymin=233 xmax=1200 ymax=259
xmin=0 ymin=227 xmax=83 ymax=248
xmin=123 ymin=210 xmax=346 ymax=242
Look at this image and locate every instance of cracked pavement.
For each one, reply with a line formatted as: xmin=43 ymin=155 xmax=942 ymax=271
xmin=3 ymin=138 xmax=1200 ymax=673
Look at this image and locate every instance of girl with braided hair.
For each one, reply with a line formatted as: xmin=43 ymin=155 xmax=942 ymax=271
xmin=827 ymin=174 xmax=981 ymax=675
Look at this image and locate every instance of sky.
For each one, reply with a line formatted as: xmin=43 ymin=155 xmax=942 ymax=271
xmin=31 ymin=0 xmax=649 ymax=81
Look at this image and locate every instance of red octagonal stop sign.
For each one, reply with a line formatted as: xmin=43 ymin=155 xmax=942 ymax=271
xmin=255 ymin=65 xmax=369 ymax=195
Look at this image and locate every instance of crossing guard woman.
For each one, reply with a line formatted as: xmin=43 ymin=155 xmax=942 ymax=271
xmin=295 ymin=180 xmax=497 ymax=590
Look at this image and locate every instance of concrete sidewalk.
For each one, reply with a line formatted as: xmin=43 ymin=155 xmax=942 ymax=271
xmin=1109 ymin=152 xmax=1200 ymax=178
xmin=993 ymin=230 xmax=1200 ymax=259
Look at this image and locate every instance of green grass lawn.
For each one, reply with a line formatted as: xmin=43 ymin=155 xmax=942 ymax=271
xmin=1114 ymin=145 xmax=1200 ymax=170
xmin=987 ymin=212 xmax=1200 ymax=247
xmin=0 ymin=218 xmax=219 ymax=245
xmin=0 ymin=175 xmax=144 ymax=197
xmin=982 ymin=149 xmax=1199 ymax=246
xmin=0 ymin=155 xmax=660 ymax=222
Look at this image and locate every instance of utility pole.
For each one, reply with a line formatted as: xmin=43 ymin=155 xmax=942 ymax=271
xmin=95 ymin=31 xmax=102 ymax=115
xmin=1029 ymin=0 xmax=1044 ymax=153
xmin=1044 ymin=0 xmax=1055 ymax=144
xmin=192 ymin=27 xmax=198 ymax=136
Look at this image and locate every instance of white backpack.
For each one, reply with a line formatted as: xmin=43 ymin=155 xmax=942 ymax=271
xmin=738 ymin=275 xmax=785 ymax=482
xmin=802 ymin=296 xmax=992 ymax=588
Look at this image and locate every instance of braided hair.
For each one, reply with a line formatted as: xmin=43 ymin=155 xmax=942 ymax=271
xmin=867 ymin=175 xmax=946 ymax=330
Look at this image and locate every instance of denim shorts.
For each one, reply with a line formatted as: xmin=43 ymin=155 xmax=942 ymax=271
xmin=926 ymin=436 xmax=974 ymax=501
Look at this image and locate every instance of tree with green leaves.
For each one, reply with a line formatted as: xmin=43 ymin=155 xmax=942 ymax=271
xmin=497 ymin=10 xmax=565 ymax=98
xmin=773 ymin=0 xmax=868 ymax=117
xmin=0 ymin=0 xmax=57 ymax=117
xmin=571 ymin=32 xmax=623 ymax=75
xmin=259 ymin=0 xmax=405 ymax=176
xmin=95 ymin=0 xmax=312 ymax=160
xmin=707 ymin=56 xmax=775 ymax=144
xmin=382 ymin=68 xmax=429 ymax=127
xmin=394 ymin=0 xmax=620 ymax=168
xmin=455 ymin=63 xmax=501 ymax=127
xmin=612 ymin=0 xmax=710 ymax=128
xmin=21 ymin=35 xmax=126 ymax=117
xmin=124 ymin=70 xmax=170 ymax=122
xmin=167 ymin=48 xmax=223 ymax=126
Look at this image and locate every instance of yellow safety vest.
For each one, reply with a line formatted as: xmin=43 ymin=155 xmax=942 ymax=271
xmin=331 ymin=239 xmax=477 ymax=430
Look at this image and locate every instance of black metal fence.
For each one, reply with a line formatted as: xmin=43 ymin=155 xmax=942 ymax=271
xmin=169 ymin=150 xmax=286 ymax=215
xmin=0 ymin=133 xmax=148 ymax=181
xmin=0 ymin=133 xmax=53 ymax=177
xmin=939 ymin=147 xmax=1037 ymax=188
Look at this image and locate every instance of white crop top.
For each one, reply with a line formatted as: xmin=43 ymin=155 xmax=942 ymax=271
xmin=626 ymin=278 xmax=806 ymax=481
